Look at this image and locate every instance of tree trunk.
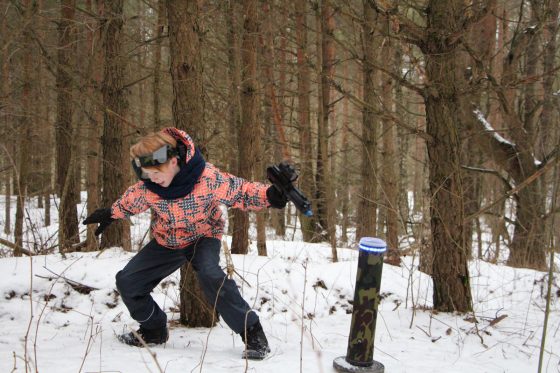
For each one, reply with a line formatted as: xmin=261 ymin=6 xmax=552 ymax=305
xmin=225 ymin=0 xmax=241 ymax=237
xmin=1 ymin=21 xmax=11 ymax=235
xmin=56 ymin=0 xmax=80 ymax=253
xmin=460 ymin=3 xmax=496 ymax=260
xmin=34 ymin=4 xmax=53 ymax=229
xmin=356 ymin=0 xmax=379 ymax=240
xmin=153 ymin=0 xmax=165 ymax=130
xmin=274 ymin=2 xmax=288 ymax=238
xmin=100 ymin=0 xmax=128 ymax=250
xmin=231 ymin=0 xmax=259 ymax=255
xmin=340 ymin=78 xmax=350 ymax=245
xmin=395 ymin=47 xmax=410 ymax=238
xmin=14 ymin=0 xmax=35 ymax=255
xmin=180 ymin=264 xmax=218 ymax=327
xmin=499 ymin=8 xmax=547 ymax=269
xmin=380 ymin=21 xmax=400 ymax=265
xmin=256 ymin=0 xmax=276 ymax=256
xmin=84 ymin=0 xmax=103 ymax=252
xmin=318 ymin=0 xmax=337 ymax=261
xmin=4 ymin=174 xmax=11 ymax=235
xmin=540 ymin=0 xmax=560 ymax=250
xmin=423 ymin=0 xmax=472 ymax=312
xmin=508 ymin=185 xmax=547 ymax=268
xmin=120 ymin=128 xmax=132 ymax=252
xmin=167 ymin=0 xmax=205 ymax=144
xmin=167 ymin=0 xmax=217 ymax=328
xmin=295 ymin=0 xmax=317 ymax=242
xmin=265 ymin=92 xmax=285 ymax=236
xmin=465 ymin=2 xmax=548 ymax=270
xmin=34 ymin=1 xmax=48 ymax=215
xmin=539 ymin=0 xmax=559 ymax=157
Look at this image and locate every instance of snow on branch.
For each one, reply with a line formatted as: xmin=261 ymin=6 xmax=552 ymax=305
xmin=473 ymin=109 xmax=515 ymax=147
xmin=473 ymin=109 xmax=545 ymax=167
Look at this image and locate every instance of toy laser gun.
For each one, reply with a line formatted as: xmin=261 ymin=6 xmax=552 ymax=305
xmin=267 ymin=162 xmax=313 ymax=217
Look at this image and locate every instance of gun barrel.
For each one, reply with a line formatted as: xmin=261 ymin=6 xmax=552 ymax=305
xmin=267 ymin=164 xmax=313 ymax=216
xmin=286 ymin=188 xmax=313 ymax=216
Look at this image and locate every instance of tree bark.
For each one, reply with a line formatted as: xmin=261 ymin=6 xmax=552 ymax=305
xmin=231 ymin=0 xmax=259 ymax=255
xmin=274 ymin=2 xmax=288 ymax=237
xmin=179 ymin=263 xmax=218 ymax=327
xmin=318 ymin=0 xmax=337 ymax=261
xmin=167 ymin=0 xmax=205 ymax=145
xmin=84 ymin=0 xmax=104 ymax=251
xmin=540 ymin=0 xmax=560 ymax=249
xmin=225 ymin=0 xmax=241 ymax=237
xmin=1 ymin=13 xmax=11 ymax=235
xmin=153 ymin=0 xmax=165 ymax=130
xmin=395 ymin=47 xmax=410 ymax=239
xmin=100 ymin=0 xmax=128 ymax=250
xmin=423 ymin=0 xmax=472 ymax=312
xmin=356 ymin=0 xmax=379 ymax=241
xmin=167 ymin=0 xmax=217 ymax=328
xmin=295 ymin=0 xmax=317 ymax=242
xmin=340 ymin=75 xmax=350 ymax=245
xmin=256 ymin=0 xmax=276 ymax=256
xmin=56 ymin=0 xmax=80 ymax=253
xmin=380 ymin=18 xmax=400 ymax=265
xmin=539 ymin=0 xmax=559 ymax=157
xmin=3 ymin=168 xmax=11 ymax=235
xmin=14 ymin=0 xmax=35 ymax=255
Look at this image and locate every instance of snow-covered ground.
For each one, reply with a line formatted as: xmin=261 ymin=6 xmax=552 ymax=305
xmin=0 ymin=195 xmax=559 ymax=372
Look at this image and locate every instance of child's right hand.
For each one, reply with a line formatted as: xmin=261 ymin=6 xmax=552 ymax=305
xmin=83 ymin=208 xmax=115 ymax=236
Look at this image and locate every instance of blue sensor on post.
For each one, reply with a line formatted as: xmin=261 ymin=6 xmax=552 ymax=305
xmin=358 ymin=237 xmax=387 ymax=254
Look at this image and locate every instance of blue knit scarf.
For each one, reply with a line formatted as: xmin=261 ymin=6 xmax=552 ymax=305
xmin=143 ymin=147 xmax=206 ymax=200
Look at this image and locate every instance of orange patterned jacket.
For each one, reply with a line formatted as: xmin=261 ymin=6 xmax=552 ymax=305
xmin=110 ymin=128 xmax=270 ymax=249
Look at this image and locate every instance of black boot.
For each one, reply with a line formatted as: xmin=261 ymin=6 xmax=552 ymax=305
xmin=241 ymin=321 xmax=270 ymax=360
xmin=117 ymin=325 xmax=169 ymax=347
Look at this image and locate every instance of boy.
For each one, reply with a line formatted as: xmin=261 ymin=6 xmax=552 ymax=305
xmin=83 ymin=128 xmax=287 ymax=359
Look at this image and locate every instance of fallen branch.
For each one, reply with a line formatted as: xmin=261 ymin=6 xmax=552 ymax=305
xmin=46 ymin=240 xmax=88 ymax=254
xmin=0 ymin=237 xmax=88 ymax=257
xmin=36 ymin=267 xmax=99 ymax=294
xmin=488 ymin=314 xmax=508 ymax=327
xmin=0 ymin=238 xmax=33 ymax=256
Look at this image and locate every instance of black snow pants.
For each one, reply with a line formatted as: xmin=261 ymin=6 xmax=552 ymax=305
xmin=115 ymin=237 xmax=258 ymax=334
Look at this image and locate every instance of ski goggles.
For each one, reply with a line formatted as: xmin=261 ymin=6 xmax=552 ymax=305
xmin=131 ymin=144 xmax=179 ymax=180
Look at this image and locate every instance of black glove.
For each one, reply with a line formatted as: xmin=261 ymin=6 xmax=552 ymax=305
xmin=82 ymin=208 xmax=115 ymax=236
xmin=266 ymin=186 xmax=288 ymax=209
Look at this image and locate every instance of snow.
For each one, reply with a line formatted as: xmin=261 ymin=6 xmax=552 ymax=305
xmin=473 ymin=109 xmax=545 ymax=175
xmin=473 ymin=109 xmax=515 ymax=147
xmin=0 ymin=196 xmax=559 ymax=373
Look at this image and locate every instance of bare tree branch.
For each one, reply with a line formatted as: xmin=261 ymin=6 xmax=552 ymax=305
xmin=461 ymin=165 xmax=513 ymax=190
xmin=368 ymin=0 xmax=426 ymax=47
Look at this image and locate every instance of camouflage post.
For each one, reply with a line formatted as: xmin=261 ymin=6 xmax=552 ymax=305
xmin=333 ymin=237 xmax=386 ymax=373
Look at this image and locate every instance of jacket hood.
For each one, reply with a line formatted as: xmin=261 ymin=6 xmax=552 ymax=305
xmin=162 ymin=127 xmax=196 ymax=164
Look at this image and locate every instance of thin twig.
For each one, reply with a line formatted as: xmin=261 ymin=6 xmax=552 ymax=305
xmin=129 ymin=328 xmax=164 ymax=373
xmin=300 ymin=259 xmax=308 ymax=373
xmin=538 ymin=147 xmax=559 ymax=373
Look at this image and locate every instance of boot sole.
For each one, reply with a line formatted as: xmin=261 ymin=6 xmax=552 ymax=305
xmin=117 ymin=334 xmax=168 ymax=347
xmin=242 ymin=347 xmax=271 ymax=360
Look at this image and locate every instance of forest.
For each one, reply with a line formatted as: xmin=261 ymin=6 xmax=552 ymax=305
xmin=0 ymin=0 xmax=559 ymax=369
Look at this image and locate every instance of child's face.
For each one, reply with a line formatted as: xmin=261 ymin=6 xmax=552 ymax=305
xmin=142 ymin=158 xmax=180 ymax=187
